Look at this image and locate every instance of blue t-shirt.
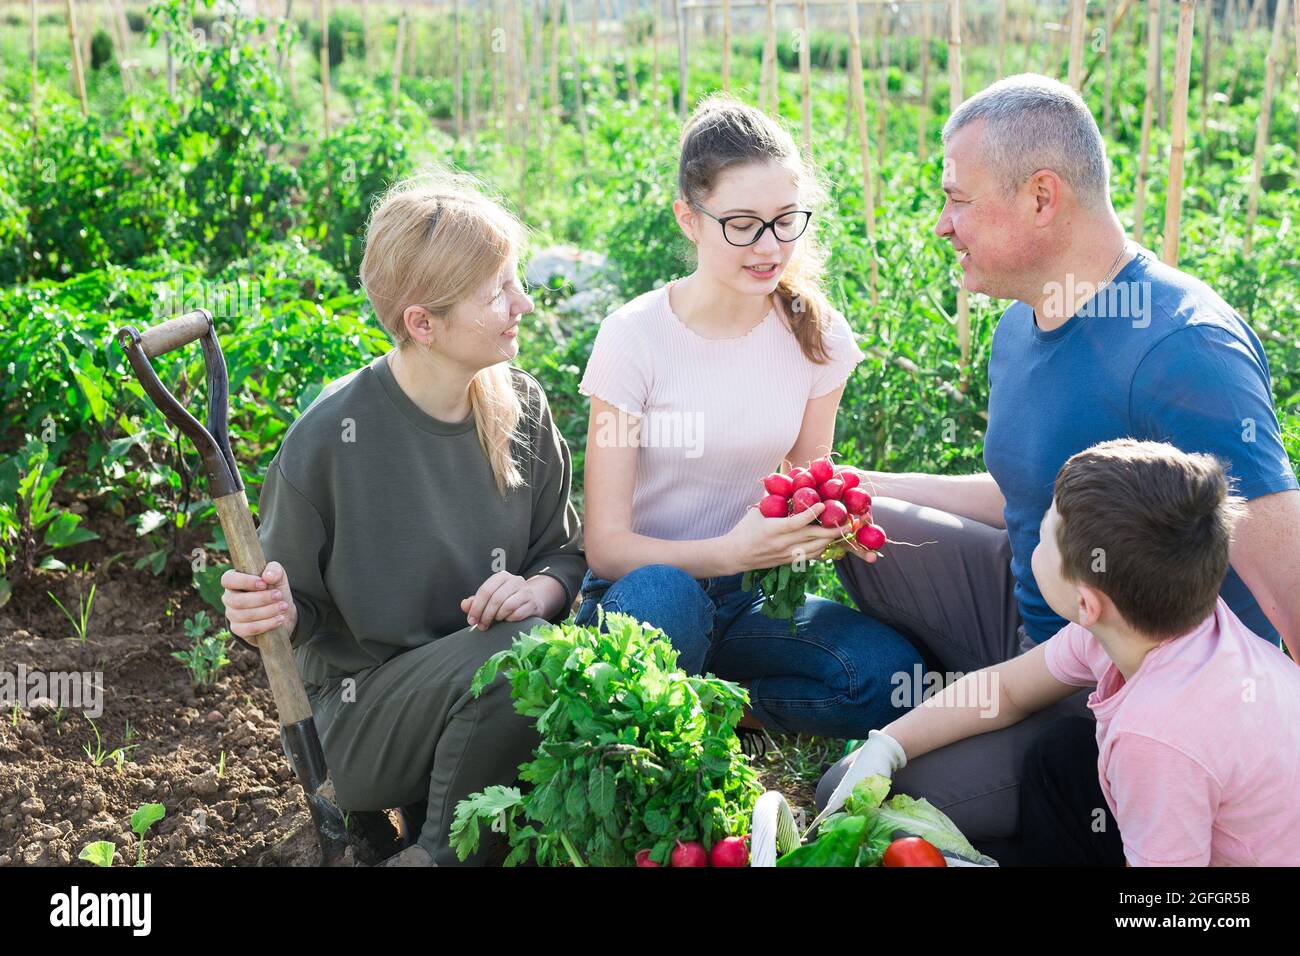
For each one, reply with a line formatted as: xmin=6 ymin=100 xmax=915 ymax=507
xmin=984 ymin=245 xmax=1298 ymax=645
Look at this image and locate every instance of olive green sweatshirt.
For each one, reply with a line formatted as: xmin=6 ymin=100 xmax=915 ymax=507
xmin=255 ymin=353 xmax=586 ymax=689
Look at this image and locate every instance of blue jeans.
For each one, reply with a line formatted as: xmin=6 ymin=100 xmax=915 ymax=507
xmin=573 ymin=564 xmax=924 ymax=738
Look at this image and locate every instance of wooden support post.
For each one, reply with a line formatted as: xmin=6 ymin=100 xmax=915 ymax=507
xmin=454 ymin=0 xmax=463 ymax=136
xmin=1198 ymin=0 xmax=1210 ymax=169
xmin=948 ymin=0 xmax=968 ymax=369
xmin=567 ymin=0 xmax=590 ymax=165
xmin=1067 ymin=0 xmax=1086 ymax=89
xmin=652 ymin=0 xmax=661 ymax=104
xmin=1244 ymin=0 xmax=1290 ymax=255
xmin=1104 ymin=0 xmax=1114 ymax=135
xmin=391 ymin=5 xmax=408 ymax=106
xmin=1084 ymin=0 xmax=1136 ymax=87
xmin=919 ymin=0 xmax=930 ymax=160
xmin=676 ymin=0 xmax=688 ymax=120
xmin=799 ymin=0 xmax=812 ymax=157
xmin=1162 ymin=0 xmax=1195 ymax=266
xmin=1133 ymin=0 xmax=1161 ymax=244
xmin=876 ymin=0 xmax=889 ymax=179
xmin=996 ymin=0 xmax=1007 ymax=78
xmin=759 ymin=0 xmax=769 ymax=113
xmin=473 ymin=1 xmax=483 ymax=143
xmin=1294 ymin=0 xmax=1300 ymax=185
xmin=319 ymin=0 xmax=331 ymax=134
xmin=845 ymin=0 xmax=879 ymax=306
xmin=722 ymin=0 xmax=731 ymax=91
xmin=362 ymin=0 xmax=373 ymax=74
xmin=29 ymin=0 xmax=39 ymax=117
xmin=65 ymin=0 xmax=88 ymax=116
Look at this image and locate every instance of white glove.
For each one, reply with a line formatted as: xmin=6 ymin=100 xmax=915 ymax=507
xmin=805 ymin=729 xmax=907 ymax=835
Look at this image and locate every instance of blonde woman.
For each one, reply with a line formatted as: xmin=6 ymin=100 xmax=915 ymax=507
xmin=577 ymin=95 xmax=923 ymax=746
xmin=219 ymin=174 xmax=585 ymax=865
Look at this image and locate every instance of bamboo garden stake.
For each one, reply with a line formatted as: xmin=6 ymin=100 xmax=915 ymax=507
xmin=1244 ymin=0 xmax=1290 ymax=255
xmin=1067 ymin=0 xmax=1086 ymax=89
xmin=1133 ymin=0 xmax=1161 ymax=244
xmin=65 ymin=0 xmax=88 ymax=116
xmin=677 ymin=0 xmax=688 ymax=120
xmin=845 ymin=0 xmax=879 ymax=306
xmin=996 ymin=0 xmax=1007 ymax=77
xmin=759 ymin=0 xmax=769 ymax=113
xmin=799 ymin=0 xmax=812 ymax=158
xmin=392 ymin=4 xmax=408 ymax=106
xmin=1104 ymin=0 xmax=1114 ymax=135
xmin=722 ymin=0 xmax=731 ymax=91
xmin=1162 ymin=0 xmax=1195 ymax=267
xmin=454 ymin=0 xmax=463 ymax=136
xmin=919 ymin=0 xmax=931 ymax=160
xmin=319 ymin=0 xmax=331 ymax=135
xmin=948 ymin=0 xmax=969 ymax=370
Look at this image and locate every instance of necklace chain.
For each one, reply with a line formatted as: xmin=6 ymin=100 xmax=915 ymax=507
xmin=1099 ymin=239 xmax=1131 ymax=289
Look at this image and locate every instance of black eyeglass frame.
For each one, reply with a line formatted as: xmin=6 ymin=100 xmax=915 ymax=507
xmin=689 ymin=203 xmax=815 ymax=247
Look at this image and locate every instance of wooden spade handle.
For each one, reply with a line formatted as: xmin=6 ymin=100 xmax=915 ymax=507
xmin=213 ymin=491 xmax=313 ymax=727
xmin=139 ymin=310 xmax=212 ymax=359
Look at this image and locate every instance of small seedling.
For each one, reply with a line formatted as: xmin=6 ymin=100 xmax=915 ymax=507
xmin=172 ymin=628 xmax=231 ymax=690
xmin=9 ymin=703 xmax=18 ymax=728
xmin=82 ymin=717 xmax=128 ymax=768
xmin=183 ymin=610 xmax=212 ymax=640
xmin=78 ymin=841 xmax=116 ymax=867
xmin=216 ymin=749 xmax=226 ymax=778
xmin=112 ymin=722 xmax=140 ymax=774
xmin=130 ymin=803 xmax=166 ymax=866
xmin=48 ymin=578 xmax=97 ymax=642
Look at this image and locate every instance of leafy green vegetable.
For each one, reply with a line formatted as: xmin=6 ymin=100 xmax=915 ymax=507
xmin=451 ymin=611 xmax=762 ymax=866
xmin=871 ymin=793 xmax=983 ymax=863
xmin=777 ymin=815 xmax=868 ymax=867
xmin=779 ymin=774 xmax=984 ymax=866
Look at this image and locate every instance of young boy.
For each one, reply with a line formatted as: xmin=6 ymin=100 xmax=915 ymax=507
xmin=824 ymin=439 xmax=1300 ymax=865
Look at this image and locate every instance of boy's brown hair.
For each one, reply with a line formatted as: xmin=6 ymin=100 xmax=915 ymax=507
xmin=1052 ymin=439 xmax=1248 ymax=639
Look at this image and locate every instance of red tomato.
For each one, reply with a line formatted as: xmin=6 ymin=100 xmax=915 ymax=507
xmin=882 ymin=837 xmax=947 ymax=867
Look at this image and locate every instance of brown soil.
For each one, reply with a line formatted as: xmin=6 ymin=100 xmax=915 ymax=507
xmin=0 ymin=510 xmax=826 ymax=868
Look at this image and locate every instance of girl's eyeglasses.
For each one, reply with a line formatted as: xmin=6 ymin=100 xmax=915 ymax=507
xmin=690 ymin=203 xmax=814 ymax=247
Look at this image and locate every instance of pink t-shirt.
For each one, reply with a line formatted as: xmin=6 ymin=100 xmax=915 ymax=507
xmin=1045 ymin=597 xmax=1300 ymax=866
xmin=579 ymin=281 xmax=865 ymax=541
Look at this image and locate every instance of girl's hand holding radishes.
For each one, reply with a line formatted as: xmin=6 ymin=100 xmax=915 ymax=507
xmin=460 ymin=570 xmax=567 ymax=631
xmin=743 ymin=456 xmax=891 ymax=621
xmin=726 ymin=500 xmax=846 ymax=570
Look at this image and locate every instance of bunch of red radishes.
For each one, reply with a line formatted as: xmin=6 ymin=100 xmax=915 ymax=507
xmin=635 ymin=836 xmax=750 ymax=867
xmin=745 ymin=456 xmax=887 ymax=623
xmin=757 ymin=455 xmax=886 ymax=553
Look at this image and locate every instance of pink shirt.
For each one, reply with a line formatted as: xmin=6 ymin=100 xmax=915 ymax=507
xmin=1045 ymin=598 xmax=1300 ymax=866
xmin=579 ymin=282 xmax=865 ymax=541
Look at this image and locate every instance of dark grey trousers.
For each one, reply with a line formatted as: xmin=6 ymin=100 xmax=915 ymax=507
xmin=303 ymin=618 xmax=545 ymax=865
xmin=818 ymin=498 xmax=1092 ymax=844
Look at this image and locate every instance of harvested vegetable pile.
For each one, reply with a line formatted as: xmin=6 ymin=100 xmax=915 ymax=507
xmin=778 ymin=774 xmax=993 ymax=867
xmin=451 ymin=612 xmax=762 ymax=866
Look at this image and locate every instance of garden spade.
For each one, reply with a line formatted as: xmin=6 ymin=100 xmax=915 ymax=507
xmin=116 ymin=309 xmax=350 ymax=865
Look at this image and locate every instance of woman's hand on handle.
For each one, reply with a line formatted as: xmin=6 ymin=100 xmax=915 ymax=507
xmin=220 ymin=561 xmax=296 ymax=645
